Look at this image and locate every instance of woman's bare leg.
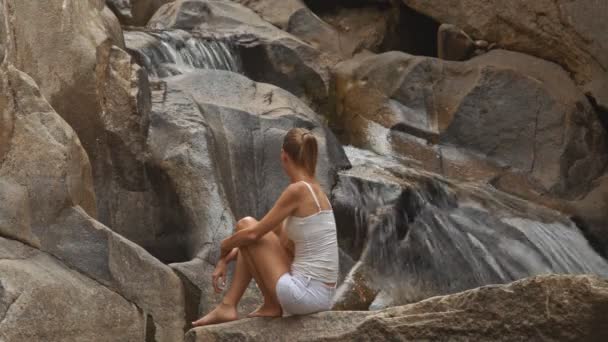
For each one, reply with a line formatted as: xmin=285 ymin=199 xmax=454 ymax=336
xmin=192 ymin=216 xmax=291 ymax=326
xmin=232 ymin=217 xmax=291 ymax=317
xmin=191 ymin=250 xmax=251 ymax=326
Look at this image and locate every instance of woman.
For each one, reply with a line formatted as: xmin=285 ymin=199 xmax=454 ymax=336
xmin=192 ymin=128 xmax=339 ymax=326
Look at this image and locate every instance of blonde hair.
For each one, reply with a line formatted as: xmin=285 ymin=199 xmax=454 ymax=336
xmin=282 ymin=128 xmax=318 ymax=176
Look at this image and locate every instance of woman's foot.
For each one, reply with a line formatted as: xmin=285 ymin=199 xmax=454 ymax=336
xmin=192 ymin=302 xmax=239 ymax=327
xmin=247 ymin=303 xmax=282 ymax=318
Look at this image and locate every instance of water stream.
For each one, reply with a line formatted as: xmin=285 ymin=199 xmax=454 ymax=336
xmin=124 ymin=29 xmax=242 ymax=78
xmin=335 ymin=147 xmax=608 ymax=307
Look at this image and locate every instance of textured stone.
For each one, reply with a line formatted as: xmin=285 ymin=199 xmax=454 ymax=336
xmin=332 ymin=50 xmax=608 ymax=200
xmin=0 ymin=237 xmax=145 ymax=342
xmin=187 ymin=275 xmax=608 ymax=342
xmin=232 ymin=0 xmax=306 ymax=29
xmin=0 ymin=65 xmax=97 ymax=234
xmin=437 ymin=23 xmax=475 ymax=61
xmin=107 ymin=0 xmax=174 ymax=26
xmin=401 ymin=0 xmax=608 ymax=111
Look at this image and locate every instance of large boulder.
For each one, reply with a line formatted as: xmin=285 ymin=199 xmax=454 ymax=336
xmin=147 ymin=69 xmax=349 ymax=320
xmin=0 ymin=0 xmax=157 ymax=241
xmin=3 ymin=0 xmax=124 ymax=166
xmin=187 ymin=275 xmax=608 ymax=342
xmin=148 ymin=69 xmax=349 ymax=260
xmin=0 ymin=65 xmax=96 ymax=237
xmin=107 ymin=0 xmax=174 ymax=26
xmin=147 ymin=0 xmax=331 ymax=113
xmin=0 ymin=65 xmax=187 ymax=341
xmin=401 ymin=0 xmax=608 ymax=111
xmin=332 ymin=50 xmax=608 ymax=201
xmin=232 ymin=0 xmax=306 ymax=29
xmin=0 ymin=237 xmax=145 ymax=342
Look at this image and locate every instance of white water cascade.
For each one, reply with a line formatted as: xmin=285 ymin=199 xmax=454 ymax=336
xmin=125 ymin=29 xmax=242 ymax=78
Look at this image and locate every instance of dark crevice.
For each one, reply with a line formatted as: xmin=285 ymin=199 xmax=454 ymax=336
xmin=571 ymin=215 xmax=608 ymax=260
xmin=303 ymin=0 xmax=393 ymax=13
xmin=385 ymin=2 xmax=439 ymax=57
xmin=587 ymin=95 xmax=608 ymax=135
xmin=145 ymin=164 xmax=191 ymax=264
xmin=145 ymin=313 xmax=157 ymax=342
xmin=303 ymin=1 xmax=439 ymax=58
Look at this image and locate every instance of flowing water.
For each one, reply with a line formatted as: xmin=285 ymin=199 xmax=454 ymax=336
xmin=335 ymin=147 xmax=608 ymax=307
xmin=124 ymin=29 xmax=242 ymax=78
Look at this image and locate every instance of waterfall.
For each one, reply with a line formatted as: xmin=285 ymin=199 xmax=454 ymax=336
xmin=335 ymin=147 xmax=608 ymax=307
xmin=124 ymin=29 xmax=242 ymax=78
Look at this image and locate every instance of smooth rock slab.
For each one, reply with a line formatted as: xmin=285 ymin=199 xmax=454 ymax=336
xmin=0 ymin=237 xmax=145 ymax=342
xmin=186 ymin=275 xmax=608 ymax=342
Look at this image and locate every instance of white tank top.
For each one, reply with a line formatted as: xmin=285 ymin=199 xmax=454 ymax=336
xmin=285 ymin=182 xmax=339 ymax=283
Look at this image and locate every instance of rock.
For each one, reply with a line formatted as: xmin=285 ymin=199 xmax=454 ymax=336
xmin=437 ymin=23 xmax=474 ymax=61
xmin=0 ymin=237 xmax=145 ymax=342
xmin=148 ymin=69 xmax=350 ymax=260
xmin=287 ymin=8 xmax=344 ymax=58
xmin=0 ymin=64 xmax=186 ymax=341
xmin=186 ymin=275 xmax=608 ymax=342
xmin=331 ymin=50 xmax=608 ymax=201
xmin=95 ymin=44 xmax=167 ymax=253
xmin=0 ymin=179 xmax=39 ymax=248
xmin=0 ymin=0 xmax=152 ymax=239
xmin=232 ymin=0 xmax=306 ymax=29
xmin=148 ymin=0 xmax=331 ymax=113
xmin=401 ymin=0 xmax=608 ymax=111
xmin=329 ymin=147 xmax=608 ymax=307
xmin=0 ymin=65 xmax=97 ymax=233
xmin=107 ymin=0 xmax=174 ymax=26
xmin=331 ymin=261 xmax=379 ymax=311
xmin=572 ymin=174 xmax=608 ymax=258
xmin=311 ymin=2 xmax=401 ymax=56
xmin=45 ymin=206 xmax=187 ymax=341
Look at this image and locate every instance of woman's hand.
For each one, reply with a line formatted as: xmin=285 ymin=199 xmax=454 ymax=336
xmin=212 ymin=258 xmax=228 ymax=294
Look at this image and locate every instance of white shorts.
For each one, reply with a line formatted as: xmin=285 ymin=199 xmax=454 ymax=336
xmin=275 ymin=272 xmax=335 ymax=317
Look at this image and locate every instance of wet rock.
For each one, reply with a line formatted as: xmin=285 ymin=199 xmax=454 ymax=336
xmin=187 ymin=275 xmax=608 ymax=342
xmin=332 ymin=50 xmax=608 ymax=201
xmin=107 ymin=0 xmax=173 ymax=26
xmin=0 ymin=237 xmax=145 ymax=342
xmin=332 ymin=261 xmax=379 ymax=311
xmin=572 ymin=174 xmax=608 ymax=258
xmin=329 ymin=147 xmax=608 ymax=306
xmin=437 ymin=23 xmax=474 ymax=61
xmin=148 ymin=69 xmax=350 ymax=260
xmin=148 ymin=0 xmax=331 ymax=113
xmin=401 ymin=0 xmax=608 ymax=111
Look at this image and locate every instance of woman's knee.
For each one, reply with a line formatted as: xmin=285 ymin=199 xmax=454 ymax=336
xmin=236 ymin=216 xmax=257 ymax=231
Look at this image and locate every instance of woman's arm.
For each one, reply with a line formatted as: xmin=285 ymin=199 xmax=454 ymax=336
xmin=222 ymin=247 xmax=239 ymax=264
xmin=220 ymin=183 xmax=301 ymax=257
